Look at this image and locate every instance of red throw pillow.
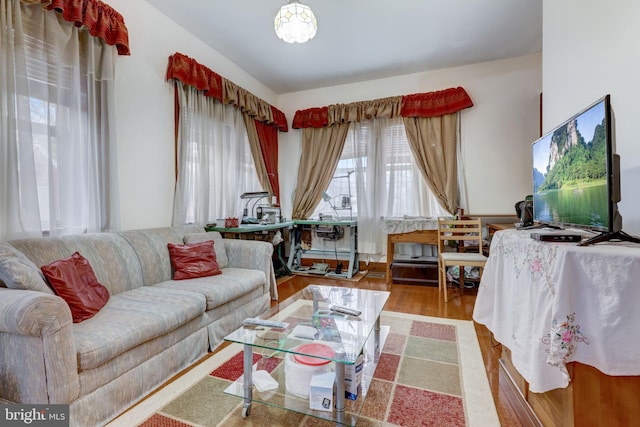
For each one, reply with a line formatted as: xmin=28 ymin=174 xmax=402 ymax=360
xmin=168 ymin=241 xmax=222 ymax=280
xmin=41 ymin=252 xmax=110 ymax=323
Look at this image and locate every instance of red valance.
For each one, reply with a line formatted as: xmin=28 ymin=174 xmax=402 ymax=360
xmin=166 ymin=52 xmax=288 ymax=131
xmin=166 ymin=53 xmax=223 ymax=101
xmin=43 ymin=0 xmax=130 ymax=55
xmin=292 ymin=107 xmax=328 ymax=129
xmin=270 ymin=106 xmax=288 ymax=132
xmin=400 ymin=87 xmax=473 ymax=118
xmin=292 ymin=87 xmax=473 ymax=129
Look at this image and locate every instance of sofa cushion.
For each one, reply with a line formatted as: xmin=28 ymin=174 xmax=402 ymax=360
xmin=168 ymin=241 xmax=222 ymax=280
xmin=183 ymin=232 xmax=228 ymax=268
xmin=0 ymin=243 xmax=53 ymax=294
xmin=8 ymin=233 xmax=146 ymax=295
xmin=41 ymin=252 xmax=110 ymax=323
xmin=153 ymin=267 xmax=265 ymax=311
xmin=73 ymin=286 xmax=206 ymax=370
xmin=117 ymin=226 xmax=203 ymax=286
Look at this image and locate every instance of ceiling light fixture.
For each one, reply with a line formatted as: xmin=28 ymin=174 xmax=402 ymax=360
xmin=274 ymin=1 xmax=317 ymax=44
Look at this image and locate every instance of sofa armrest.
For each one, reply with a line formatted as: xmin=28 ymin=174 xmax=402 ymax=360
xmin=0 ymin=288 xmax=79 ymax=404
xmin=223 ymin=239 xmax=277 ymax=300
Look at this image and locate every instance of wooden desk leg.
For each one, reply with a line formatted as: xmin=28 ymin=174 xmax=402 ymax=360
xmin=386 ymin=235 xmax=393 ymax=287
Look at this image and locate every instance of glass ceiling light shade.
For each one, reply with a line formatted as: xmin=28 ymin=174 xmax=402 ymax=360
xmin=274 ymin=1 xmax=317 ymax=44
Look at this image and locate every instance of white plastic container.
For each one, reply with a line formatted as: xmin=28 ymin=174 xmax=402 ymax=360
xmin=284 ymin=344 xmax=334 ymax=398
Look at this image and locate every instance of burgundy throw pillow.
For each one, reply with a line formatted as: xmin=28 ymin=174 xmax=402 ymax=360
xmin=168 ymin=241 xmax=222 ymax=280
xmin=41 ymin=252 xmax=110 ymax=323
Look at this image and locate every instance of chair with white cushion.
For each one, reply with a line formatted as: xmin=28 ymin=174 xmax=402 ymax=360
xmin=437 ymin=218 xmax=487 ymax=303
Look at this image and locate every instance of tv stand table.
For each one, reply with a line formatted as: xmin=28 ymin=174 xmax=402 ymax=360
xmin=473 ymin=228 xmax=640 ymax=426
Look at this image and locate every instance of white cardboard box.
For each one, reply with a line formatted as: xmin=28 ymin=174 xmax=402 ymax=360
xmin=345 ymin=353 xmax=363 ymax=400
xmin=309 ymin=372 xmax=335 ymax=411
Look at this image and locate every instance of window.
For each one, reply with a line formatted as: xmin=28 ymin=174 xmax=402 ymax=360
xmin=312 ymin=117 xmax=446 ymax=220
xmin=173 ymin=84 xmax=262 ymax=226
xmin=310 ymin=116 xmax=447 ymax=255
xmin=181 ymin=129 xmax=261 ymax=225
xmin=23 ymin=31 xmax=73 ymax=232
xmin=29 ymin=98 xmax=59 ymax=232
xmin=0 ymin=4 xmax=120 ymax=240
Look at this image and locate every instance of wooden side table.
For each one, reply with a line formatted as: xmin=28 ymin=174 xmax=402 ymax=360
xmin=385 ymin=229 xmax=438 ymax=286
xmin=486 ymin=222 xmax=516 ymax=237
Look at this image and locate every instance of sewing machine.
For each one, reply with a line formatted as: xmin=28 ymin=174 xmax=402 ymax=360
xmin=257 ymin=206 xmax=281 ymax=224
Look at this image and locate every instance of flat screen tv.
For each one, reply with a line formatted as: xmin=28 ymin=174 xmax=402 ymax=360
xmin=531 ymin=95 xmax=638 ymax=245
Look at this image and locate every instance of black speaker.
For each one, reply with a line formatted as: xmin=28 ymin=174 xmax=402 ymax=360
xmin=515 ymin=197 xmax=534 ymax=227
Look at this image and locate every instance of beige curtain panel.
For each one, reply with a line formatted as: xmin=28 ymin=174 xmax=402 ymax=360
xmin=403 ymin=113 xmax=459 ymax=214
xmin=291 ymin=124 xmax=350 ymax=219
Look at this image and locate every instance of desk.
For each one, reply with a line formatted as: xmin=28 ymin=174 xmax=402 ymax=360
xmin=205 ymin=222 xmax=294 ymax=278
xmin=287 ymin=219 xmax=358 ymax=279
xmin=382 ymin=217 xmax=439 ymax=286
xmin=473 ymin=228 xmax=640 ymax=426
xmin=205 ymin=221 xmax=294 ymax=239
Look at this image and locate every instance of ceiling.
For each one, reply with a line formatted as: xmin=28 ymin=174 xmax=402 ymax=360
xmin=146 ymin=0 xmax=542 ymax=94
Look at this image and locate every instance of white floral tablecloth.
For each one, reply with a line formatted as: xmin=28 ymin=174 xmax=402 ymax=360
xmin=473 ymin=229 xmax=640 ymax=392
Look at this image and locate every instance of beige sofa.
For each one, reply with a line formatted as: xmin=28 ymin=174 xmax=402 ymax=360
xmin=0 ymin=225 xmax=276 ymax=426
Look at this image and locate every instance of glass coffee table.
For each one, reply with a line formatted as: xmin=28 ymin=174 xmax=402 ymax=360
xmin=223 ymin=285 xmax=390 ymax=426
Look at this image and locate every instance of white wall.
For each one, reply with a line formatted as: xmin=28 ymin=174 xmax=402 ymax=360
xmin=543 ymin=0 xmax=640 ymax=234
xmin=277 ymin=53 xmax=542 ymax=219
xmin=107 ymin=0 xmax=278 ymax=230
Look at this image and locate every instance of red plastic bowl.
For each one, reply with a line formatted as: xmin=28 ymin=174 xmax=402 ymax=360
xmin=294 ymin=343 xmax=335 ymax=366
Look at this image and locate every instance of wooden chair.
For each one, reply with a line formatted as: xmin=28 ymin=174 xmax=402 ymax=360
xmin=437 ymin=218 xmax=488 ymax=303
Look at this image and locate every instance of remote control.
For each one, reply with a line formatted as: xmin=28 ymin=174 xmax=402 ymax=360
xmin=330 ymin=306 xmax=361 ymax=317
xmin=243 ymin=318 xmax=289 ymax=329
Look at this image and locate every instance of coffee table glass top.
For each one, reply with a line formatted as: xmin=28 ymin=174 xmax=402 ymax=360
xmin=224 ymin=285 xmax=389 ymax=365
xmin=223 ymin=285 xmax=390 ymax=425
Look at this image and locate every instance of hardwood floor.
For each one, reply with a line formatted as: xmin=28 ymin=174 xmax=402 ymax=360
xmin=276 ymin=273 xmax=524 ymax=427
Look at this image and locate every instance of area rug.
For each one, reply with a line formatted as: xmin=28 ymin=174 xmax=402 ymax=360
xmin=107 ymin=311 xmax=499 ymax=427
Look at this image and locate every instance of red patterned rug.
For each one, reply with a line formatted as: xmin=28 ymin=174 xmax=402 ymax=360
xmin=107 ymin=310 xmax=498 ymax=427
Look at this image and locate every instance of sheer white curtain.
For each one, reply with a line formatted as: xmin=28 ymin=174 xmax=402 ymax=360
xmin=347 ymin=116 xmax=448 ymax=255
xmin=172 ymin=81 xmax=262 ymax=225
xmin=0 ymin=0 xmax=120 ymax=241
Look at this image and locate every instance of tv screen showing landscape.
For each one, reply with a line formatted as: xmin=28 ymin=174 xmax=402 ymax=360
xmin=532 ymin=96 xmax=611 ymax=231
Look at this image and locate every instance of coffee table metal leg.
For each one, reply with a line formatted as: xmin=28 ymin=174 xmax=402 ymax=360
xmin=242 ymin=343 xmax=253 ymax=418
xmin=335 ymin=361 xmax=345 ymax=425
